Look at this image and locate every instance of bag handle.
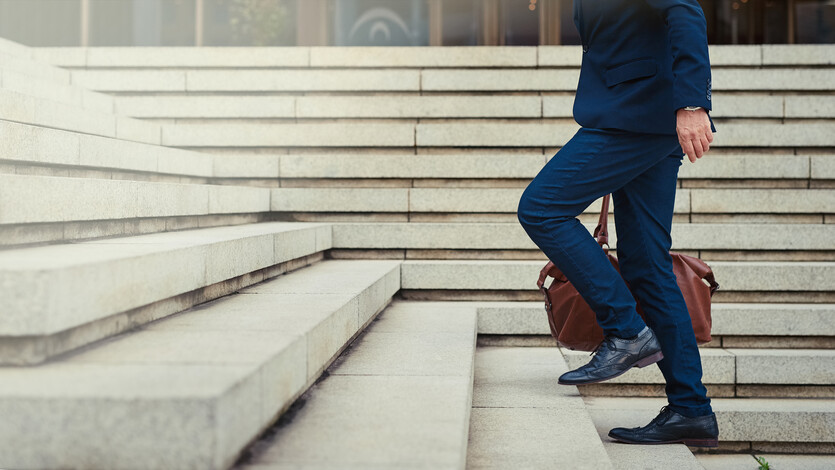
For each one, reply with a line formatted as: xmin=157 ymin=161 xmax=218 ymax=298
xmin=593 ymin=194 xmax=610 ymax=250
xmin=537 ymin=262 xmax=553 ymax=289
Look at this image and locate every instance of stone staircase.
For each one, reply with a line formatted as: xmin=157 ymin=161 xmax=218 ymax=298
xmin=0 ymin=35 xmax=832 ymax=469
xmin=0 ymin=37 xmax=397 ymax=468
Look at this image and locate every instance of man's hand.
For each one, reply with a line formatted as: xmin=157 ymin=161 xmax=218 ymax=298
xmin=676 ymin=108 xmax=713 ymax=163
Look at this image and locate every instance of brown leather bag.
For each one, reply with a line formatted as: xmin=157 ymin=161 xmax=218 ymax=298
xmin=536 ymin=194 xmax=719 ymax=351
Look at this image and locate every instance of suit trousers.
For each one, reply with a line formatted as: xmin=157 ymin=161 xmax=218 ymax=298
xmin=516 ymin=127 xmax=712 ymax=418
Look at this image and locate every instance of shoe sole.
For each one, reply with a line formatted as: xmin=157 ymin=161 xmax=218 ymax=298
xmin=609 ymin=434 xmax=719 ymax=448
xmin=558 ymin=350 xmax=664 ymax=385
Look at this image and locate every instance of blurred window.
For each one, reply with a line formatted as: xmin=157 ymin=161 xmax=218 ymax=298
xmin=795 ymin=0 xmax=835 ymax=43
xmin=330 ymin=0 xmax=429 ymax=46
xmin=89 ymin=0 xmax=195 ymax=46
xmin=558 ymin=0 xmax=581 ymax=45
xmin=0 ymin=0 xmax=81 ymax=46
xmin=700 ymin=0 xmax=790 ymax=44
xmin=442 ymin=0 xmax=482 ymax=46
xmin=501 ymin=0 xmax=539 ymax=45
xmin=203 ymin=0 xmax=297 ymax=46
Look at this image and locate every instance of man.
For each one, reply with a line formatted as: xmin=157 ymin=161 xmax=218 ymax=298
xmin=516 ymin=0 xmax=719 ymax=447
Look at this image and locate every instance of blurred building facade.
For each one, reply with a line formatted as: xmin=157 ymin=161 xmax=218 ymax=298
xmin=0 ymin=0 xmax=833 ymax=48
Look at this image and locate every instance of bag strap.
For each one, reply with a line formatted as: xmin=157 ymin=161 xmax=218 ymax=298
xmin=537 ymin=262 xmax=554 ymax=289
xmin=592 ymin=194 xmax=610 ymax=249
xmin=704 ymin=270 xmax=720 ymax=297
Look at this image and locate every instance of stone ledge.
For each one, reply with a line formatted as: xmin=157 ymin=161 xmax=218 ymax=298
xmin=564 ymin=348 xmax=737 ymax=384
xmin=0 ymin=120 xmax=220 ymax=178
xmin=1 ymin=68 xmax=114 ymax=114
xmin=34 ymin=45 xmax=832 ymax=69
xmin=272 ymin=187 xmax=409 ymax=213
xmin=72 ymin=69 xmax=187 ymax=92
xmin=271 ymin=153 xmax=812 ymax=180
xmin=162 ymin=122 xmax=416 ymax=147
xmin=0 ymin=89 xmax=160 ymax=145
xmin=279 ymin=152 xmax=547 ymax=179
xmin=63 ymin=67 xmax=835 ymax=94
xmin=564 ymin=347 xmax=835 ymax=386
xmin=157 ymin=121 xmax=835 ymax=148
xmin=0 ymin=259 xmax=400 ymax=469
xmin=762 ymin=45 xmax=835 ymax=65
xmin=474 ymin=302 xmax=835 ymax=337
xmin=691 ymin=188 xmax=835 ymax=213
xmin=731 ymin=349 xmax=835 ymax=385
xmin=584 ymin=397 xmax=835 ymax=443
xmin=0 ymin=222 xmax=332 ymax=360
xmin=400 ymin=260 xmax=835 ymax=292
xmin=0 ymin=174 xmax=270 ymax=224
xmin=186 ymin=69 xmax=421 ymax=92
xmin=0 ymin=51 xmax=70 ymax=83
xmin=311 ymin=46 xmax=538 ymax=67
xmin=113 ymin=93 xmax=801 ymax=119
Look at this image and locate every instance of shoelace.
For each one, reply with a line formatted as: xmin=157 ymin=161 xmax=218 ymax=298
xmin=587 ymin=336 xmax=617 ymax=366
xmin=648 ymin=405 xmax=674 ymax=427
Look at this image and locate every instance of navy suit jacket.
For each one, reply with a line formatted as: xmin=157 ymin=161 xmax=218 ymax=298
xmin=572 ymin=0 xmax=715 ymax=135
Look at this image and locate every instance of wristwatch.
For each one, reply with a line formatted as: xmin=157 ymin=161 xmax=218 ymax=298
xmin=683 ymin=106 xmax=703 ymax=111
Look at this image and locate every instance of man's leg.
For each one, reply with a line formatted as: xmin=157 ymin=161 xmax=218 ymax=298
xmin=612 ymin=151 xmax=713 ymax=417
xmin=517 ymin=128 xmax=683 ymax=338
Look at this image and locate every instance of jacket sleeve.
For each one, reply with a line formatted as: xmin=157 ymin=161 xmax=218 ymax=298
xmin=642 ymin=0 xmax=713 ymax=111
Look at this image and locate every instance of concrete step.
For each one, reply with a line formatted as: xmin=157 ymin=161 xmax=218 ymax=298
xmin=276 ymin=152 xmax=820 ymax=181
xmin=585 ymin=399 xmax=703 ymax=470
xmin=0 ymin=258 xmax=400 ymax=470
xmin=0 ymin=120 xmax=215 ymax=178
xmin=159 ymin=121 xmax=835 ymax=148
xmin=110 ymin=93 xmax=827 ymax=119
xmin=272 ymin=187 xmax=835 ymax=215
xmin=331 ymin=222 xmax=835 ymax=252
xmin=8 ymin=138 xmax=821 ymax=186
xmin=0 ymin=90 xmax=159 ymax=144
xmin=0 ymin=173 xmax=269 ymax=226
xmin=238 ymin=300 xmax=477 ymax=469
xmin=421 ymin=68 xmax=835 ymax=92
xmin=0 ymin=222 xmax=331 ymax=365
xmin=1 ymin=67 xmax=114 ymax=114
xmin=399 ymin=260 xmax=835 ymax=295
xmin=476 ymin=302 xmax=835 ymax=339
xmin=561 ymin=348 xmax=835 ymax=386
xmin=32 ymin=45 xmax=834 ymax=68
xmin=0 ymin=50 xmax=69 ymax=83
xmin=58 ymin=66 xmax=835 ymax=93
xmin=697 ymin=453 xmax=835 ymax=470
xmin=583 ymin=396 xmax=835 ymax=453
xmin=466 ymin=347 xmax=613 ymax=469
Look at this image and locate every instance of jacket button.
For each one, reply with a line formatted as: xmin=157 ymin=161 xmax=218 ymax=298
xmin=583 ymin=44 xmax=589 ymax=53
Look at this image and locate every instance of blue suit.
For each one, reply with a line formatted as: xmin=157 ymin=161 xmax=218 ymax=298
xmin=573 ymin=0 xmax=715 ymax=134
xmin=517 ymin=0 xmax=714 ymax=417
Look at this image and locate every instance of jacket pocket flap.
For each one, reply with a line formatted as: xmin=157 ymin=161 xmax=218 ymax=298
xmin=604 ymin=59 xmax=658 ymax=87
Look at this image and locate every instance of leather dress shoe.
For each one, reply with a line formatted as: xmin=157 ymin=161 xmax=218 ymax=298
xmin=608 ymin=405 xmax=719 ymax=447
xmin=558 ymin=325 xmax=663 ymax=385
